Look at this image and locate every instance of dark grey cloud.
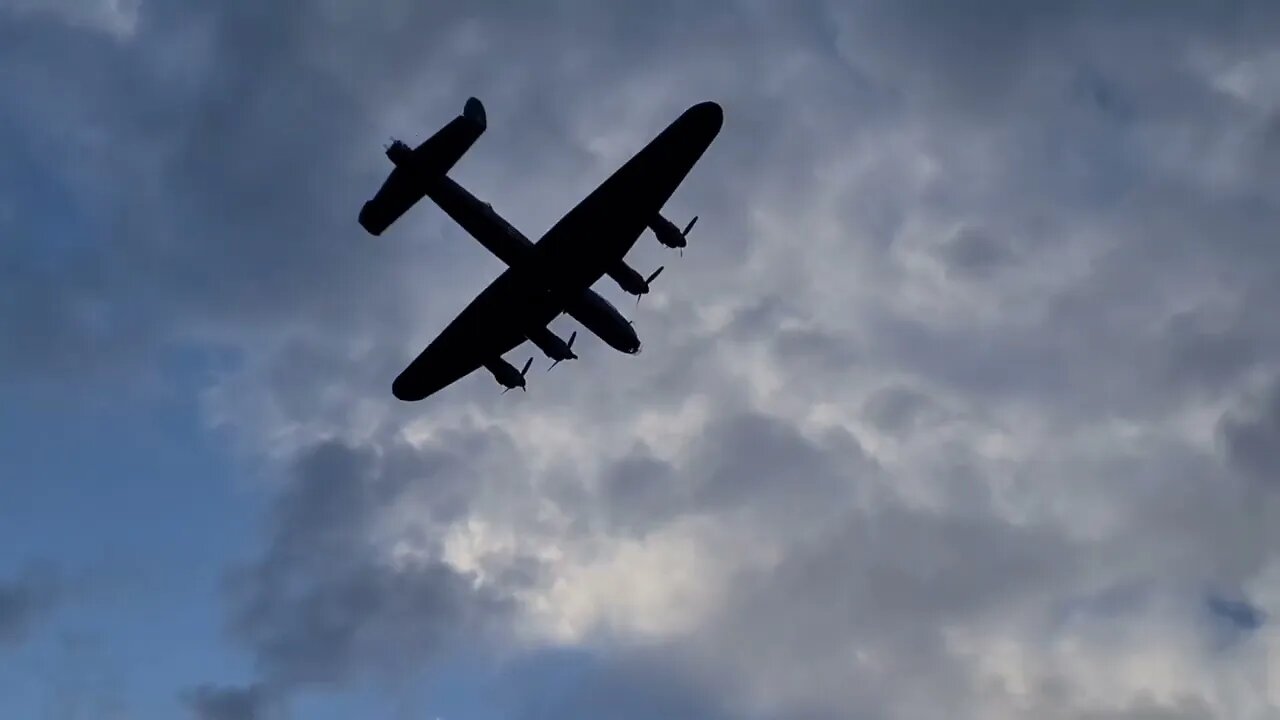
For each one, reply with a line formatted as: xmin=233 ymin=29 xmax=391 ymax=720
xmin=861 ymin=382 xmax=941 ymax=437
xmin=1205 ymin=594 xmax=1265 ymax=633
xmin=594 ymin=409 xmax=875 ymax=541
xmin=182 ymin=683 xmax=276 ymax=720
xmin=0 ymin=563 xmax=60 ymax=648
xmin=936 ymin=225 xmax=1017 ymax=279
xmin=1220 ymin=374 xmax=1280 ymax=489
xmin=507 ymin=649 xmax=741 ymax=720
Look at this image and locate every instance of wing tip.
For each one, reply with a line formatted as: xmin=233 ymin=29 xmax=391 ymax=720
xmin=391 ymin=376 xmax=425 ymax=402
xmin=688 ymin=100 xmax=723 ymax=134
xmin=464 ymin=97 xmax=487 ymax=129
xmin=358 ymin=201 xmax=388 ymax=236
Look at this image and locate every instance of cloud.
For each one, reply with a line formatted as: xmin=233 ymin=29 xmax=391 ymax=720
xmin=1220 ymin=374 xmax=1280 ymax=489
xmin=1 ymin=0 xmax=141 ymax=39
xmin=505 ymin=648 xmax=740 ymax=720
xmin=223 ymin=437 xmax=522 ymax=690
xmin=6 ymin=1 xmax=1280 ymax=718
xmin=182 ymin=683 xmax=275 ymax=720
xmin=0 ymin=564 xmax=61 ymax=648
xmin=1207 ymin=594 xmax=1266 ymax=633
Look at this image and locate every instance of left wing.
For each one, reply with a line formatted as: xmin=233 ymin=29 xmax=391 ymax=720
xmin=391 ymin=266 xmax=561 ymax=402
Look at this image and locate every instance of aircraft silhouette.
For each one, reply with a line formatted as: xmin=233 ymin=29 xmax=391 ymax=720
xmin=358 ymin=97 xmax=722 ymax=401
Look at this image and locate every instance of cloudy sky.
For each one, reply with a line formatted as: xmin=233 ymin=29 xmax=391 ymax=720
xmin=3 ymin=1 xmax=1279 ymax=718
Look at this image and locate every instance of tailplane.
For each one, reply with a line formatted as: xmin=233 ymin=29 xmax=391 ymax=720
xmin=359 ymin=97 xmax=489 ymax=235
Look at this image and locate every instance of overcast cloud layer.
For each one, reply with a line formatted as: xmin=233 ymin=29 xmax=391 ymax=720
xmin=4 ymin=2 xmax=1280 ymax=719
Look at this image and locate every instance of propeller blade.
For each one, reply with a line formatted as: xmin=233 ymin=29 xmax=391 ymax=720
xmin=501 ymin=387 xmax=511 ymax=395
xmin=547 ymin=359 xmax=561 ymax=372
xmin=679 ymin=247 xmax=683 ymax=257
xmin=521 ymin=357 xmax=533 ymax=376
xmin=567 ymin=331 xmax=577 ymax=349
xmin=683 ymin=216 xmax=698 ymax=235
xmin=646 ymin=266 xmax=665 ymax=284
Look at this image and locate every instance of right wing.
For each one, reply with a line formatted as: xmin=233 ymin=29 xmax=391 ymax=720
xmin=526 ymin=101 xmax=722 ymax=295
xmin=358 ymin=98 xmax=488 ymax=236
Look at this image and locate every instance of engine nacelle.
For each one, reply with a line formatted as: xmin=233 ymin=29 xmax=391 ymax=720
xmin=608 ymin=262 xmax=665 ymax=297
xmin=484 ymin=356 xmax=532 ymax=391
xmin=609 ymin=263 xmax=649 ymax=296
xmin=527 ymin=327 xmax=577 ymax=362
xmin=650 ymin=214 xmax=697 ymax=250
xmin=385 ymin=139 xmax=413 ymax=166
xmin=567 ymin=290 xmax=640 ymax=354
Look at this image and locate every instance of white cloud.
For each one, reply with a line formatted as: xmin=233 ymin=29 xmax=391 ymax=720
xmin=2 ymin=0 xmax=141 ymax=39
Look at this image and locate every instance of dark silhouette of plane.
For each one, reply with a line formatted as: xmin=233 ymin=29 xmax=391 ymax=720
xmin=359 ymin=97 xmax=722 ymax=401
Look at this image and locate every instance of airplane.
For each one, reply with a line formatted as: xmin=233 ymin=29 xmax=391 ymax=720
xmin=358 ymin=97 xmax=722 ymax=401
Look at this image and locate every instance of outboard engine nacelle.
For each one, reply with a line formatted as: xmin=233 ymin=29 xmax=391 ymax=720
xmin=485 ymin=356 xmax=533 ymax=393
xmin=650 ymin=215 xmax=698 ymax=254
xmin=385 ymin=139 xmax=413 ymax=166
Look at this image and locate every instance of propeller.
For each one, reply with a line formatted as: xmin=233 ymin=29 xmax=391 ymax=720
xmin=547 ymin=332 xmax=578 ymax=372
xmin=678 ymin=216 xmax=697 ymax=256
xmin=636 ymin=266 xmax=665 ymax=307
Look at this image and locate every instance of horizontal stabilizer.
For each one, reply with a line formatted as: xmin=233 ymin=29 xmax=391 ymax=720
xmin=358 ymin=97 xmax=489 ymax=236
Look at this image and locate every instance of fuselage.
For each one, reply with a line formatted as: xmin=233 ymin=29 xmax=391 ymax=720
xmin=425 ymin=176 xmax=640 ymax=354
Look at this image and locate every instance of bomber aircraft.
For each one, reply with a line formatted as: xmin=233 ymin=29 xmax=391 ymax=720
xmin=358 ymin=96 xmax=722 ymax=401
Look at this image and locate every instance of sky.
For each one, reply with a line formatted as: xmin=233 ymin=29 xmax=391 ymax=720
xmin=1 ymin=1 xmax=1279 ymax=718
